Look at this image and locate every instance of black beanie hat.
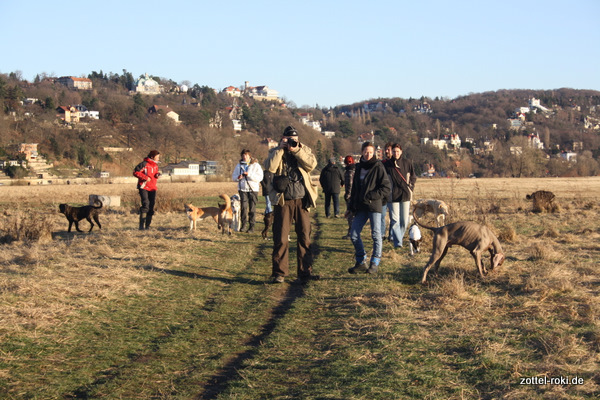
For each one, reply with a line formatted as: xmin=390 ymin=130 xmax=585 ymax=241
xmin=283 ymin=126 xmax=298 ymax=137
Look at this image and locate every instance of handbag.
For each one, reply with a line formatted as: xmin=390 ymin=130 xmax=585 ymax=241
xmin=272 ymin=175 xmax=290 ymax=193
xmin=394 ymin=167 xmax=413 ymax=201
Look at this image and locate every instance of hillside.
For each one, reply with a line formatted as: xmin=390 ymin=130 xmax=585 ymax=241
xmin=1 ymin=71 xmax=599 ymax=178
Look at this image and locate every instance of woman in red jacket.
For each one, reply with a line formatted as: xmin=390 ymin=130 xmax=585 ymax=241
xmin=133 ymin=150 xmax=161 ymax=230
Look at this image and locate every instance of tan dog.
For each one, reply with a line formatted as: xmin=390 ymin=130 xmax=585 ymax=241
xmin=218 ymin=194 xmax=234 ymax=235
xmin=185 ymin=203 xmax=220 ymax=231
xmin=414 ymin=211 xmax=505 ymax=284
xmin=413 ymin=199 xmax=450 ymax=227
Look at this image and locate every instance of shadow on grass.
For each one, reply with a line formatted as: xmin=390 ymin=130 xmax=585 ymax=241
xmin=133 ymin=264 xmax=266 ymax=286
xmin=198 ymin=283 xmax=306 ymax=400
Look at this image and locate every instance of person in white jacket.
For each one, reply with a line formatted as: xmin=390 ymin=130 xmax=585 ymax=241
xmin=232 ymin=149 xmax=264 ymax=233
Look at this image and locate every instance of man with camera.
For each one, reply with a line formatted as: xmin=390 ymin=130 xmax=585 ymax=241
xmin=264 ymin=126 xmax=319 ymax=284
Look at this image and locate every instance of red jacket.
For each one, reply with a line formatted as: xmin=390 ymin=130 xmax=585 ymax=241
xmin=133 ymin=157 xmax=160 ymax=191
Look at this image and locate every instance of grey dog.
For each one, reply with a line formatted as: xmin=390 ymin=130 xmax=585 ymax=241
xmin=413 ymin=211 xmax=505 ymax=284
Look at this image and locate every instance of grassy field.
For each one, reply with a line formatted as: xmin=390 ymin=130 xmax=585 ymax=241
xmin=0 ymin=177 xmax=599 ymax=399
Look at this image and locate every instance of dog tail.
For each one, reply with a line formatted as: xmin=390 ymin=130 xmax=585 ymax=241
xmin=219 ymin=193 xmax=231 ymax=209
xmin=412 ymin=209 xmax=437 ymax=232
xmin=93 ymin=200 xmax=103 ymax=209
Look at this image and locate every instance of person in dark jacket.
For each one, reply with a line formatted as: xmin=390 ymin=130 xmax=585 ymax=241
xmin=319 ymin=157 xmax=344 ymax=218
xmin=381 ymin=142 xmax=393 ymax=240
xmin=342 ymin=155 xmax=355 ymax=239
xmin=133 ymin=150 xmax=161 ymax=230
xmin=383 ymin=143 xmax=416 ymax=248
xmin=347 ymin=142 xmax=391 ymax=274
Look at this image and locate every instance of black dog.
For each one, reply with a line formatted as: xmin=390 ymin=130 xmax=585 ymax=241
xmin=59 ymin=201 xmax=103 ymax=232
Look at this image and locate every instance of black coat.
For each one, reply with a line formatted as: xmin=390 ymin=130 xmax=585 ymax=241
xmin=319 ymin=163 xmax=344 ymax=194
xmin=383 ymin=157 xmax=416 ymax=202
xmin=349 ymin=158 xmax=391 ymax=213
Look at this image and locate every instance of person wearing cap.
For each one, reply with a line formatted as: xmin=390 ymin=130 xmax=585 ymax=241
xmin=232 ymin=149 xmax=264 ymax=233
xmin=264 ymin=125 xmax=319 ymax=284
xmin=342 ymin=155 xmax=356 ymax=239
xmin=133 ymin=150 xmax=161 ymax=230
xmin=319 ymin=157 xmax=344 ymax=218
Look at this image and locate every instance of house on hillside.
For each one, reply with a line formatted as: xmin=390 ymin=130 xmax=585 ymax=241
xmin=73 ymin=105 xmax=99 ymax=119
xmin=363 ymin=102 xmax=386 ymax=113
xmin=223 ymin=86 xmax=242 ymax=97
xmin=421 ymin=134 xmax=461 ymax=150
xmin=358 ymin=132 xmax=375 ymax=144
xmin=56 ymin=106 xmax=79 ymax=123
xmin=57 ymin=76 xmax=93 ymax=90
xmin=148 ymin=105 xmax=180 ymax=125
xmin=135 ymin=73 xmax=162 ymax=95
xmin=244 ymin=81 xmax=280 ymax=101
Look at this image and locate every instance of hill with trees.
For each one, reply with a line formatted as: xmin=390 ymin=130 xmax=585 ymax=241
xmin=1 ymin=70 xmax=599 ymax=179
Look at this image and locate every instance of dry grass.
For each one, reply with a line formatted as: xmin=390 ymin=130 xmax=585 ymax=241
xmin=1 ymin=176 xmax=599 ymax=398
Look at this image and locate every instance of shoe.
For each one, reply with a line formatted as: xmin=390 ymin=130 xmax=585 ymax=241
xmin=246 ymin=227 xmax=255 ymax=233
xmin=299 ymin=274 xmax=321 ymax=284
xmin=366 ymin=262 xmax=379 ymax=274
xmin=342 ymin=234 xmax=350 ymax=239
xmin=348 ymin=261 xmax=368 ymax=274
xmin=335 ymin=214 xmax=341 ymax=218
xmin=270 ymin=275 xmax=284 ymax=284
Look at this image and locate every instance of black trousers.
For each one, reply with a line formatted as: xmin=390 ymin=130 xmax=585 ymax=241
xmin=324 ymin=191 xmax=340 ymax=217
xmin=239 ymin=190 xmax=258 ymax=228
xmin=139 ymin=189 xmax=156 ymax=215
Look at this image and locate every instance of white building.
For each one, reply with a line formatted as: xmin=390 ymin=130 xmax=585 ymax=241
xmin=162 ymin=161 xmax=200 ymax=176
xmin=421 ymin=134 xmax=461 ymax=150
xmin=135 ymin=73 xmax=162 ymax=95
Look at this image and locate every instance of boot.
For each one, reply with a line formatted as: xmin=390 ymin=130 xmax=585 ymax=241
xmin=139 ymin=213 xmax=147 ymax=230
xmin=145 ymin=213 xmax=153 ymax=229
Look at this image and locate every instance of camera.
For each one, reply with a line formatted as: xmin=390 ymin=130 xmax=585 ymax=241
xmin=287 ymin=138 xmax=298 ymax=148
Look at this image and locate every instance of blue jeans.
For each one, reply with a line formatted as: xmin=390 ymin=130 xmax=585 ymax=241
xmin=350 ymin=210 xmax=382 ymax=266
xmin=388 ymin=201 xmax=410 ymax=247
xmin=265 ymin=195 xmax=272 ymax=214
xmin=324 ymin=192 xmax=340 ymax=217
xmin=380 ymin=203 xmax=387 ymax=239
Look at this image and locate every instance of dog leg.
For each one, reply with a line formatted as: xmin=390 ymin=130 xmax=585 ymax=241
xmin=86 ymin=216 xmax=94 ymax=232
xmin=93 ymin=215 xmax=101 ymax=230
xmin=74 ymin=220 xmax=83 ymax=232
xmin=471 ymin=250 xmax=486 ymax=277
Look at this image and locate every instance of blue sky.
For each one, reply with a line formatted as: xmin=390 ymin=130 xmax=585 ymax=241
xmin=2 ymin=0 xmax=599 ymax=108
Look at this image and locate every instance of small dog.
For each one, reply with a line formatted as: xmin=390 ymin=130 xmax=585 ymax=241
xmin=59 ymin=201 xmax=103 ymax=232
xmin=218 ymin=194 xmax=234 ymax=235
xmin=413 ymin=199 xmax=450 ymax=227
xmin=526 ymin=190 xmax=556 ymax=213
xmin=261 ymin=212 xmax=274 ymax=240
xmin=413 ymin=211 xmax=505 ymax=284
xmin=230 ymin=194 xmax=241 ymax=232
xmin=184 ymin=203 xmax=220 ymax=231
xmin=408 ymin=222 xmax=422 ymax=256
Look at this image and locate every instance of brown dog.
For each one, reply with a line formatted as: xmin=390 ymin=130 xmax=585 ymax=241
xmin=413 ymin=211 xmax=505 ymax=284
xmin=59 ymin=201 xmax=103 ymax=232
xmin=526 ymin=190 xmax=556 ymax=213
xmin=261 ymin=212 xmax=273 ymax=240
xmin=218 ymin=194 xmax=233 ymax=235
xmin=185 ymin=203 xmax=220 ymax=231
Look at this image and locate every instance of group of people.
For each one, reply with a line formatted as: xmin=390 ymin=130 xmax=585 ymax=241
xmin=133 ymin=127 xmax=415 ymax=284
